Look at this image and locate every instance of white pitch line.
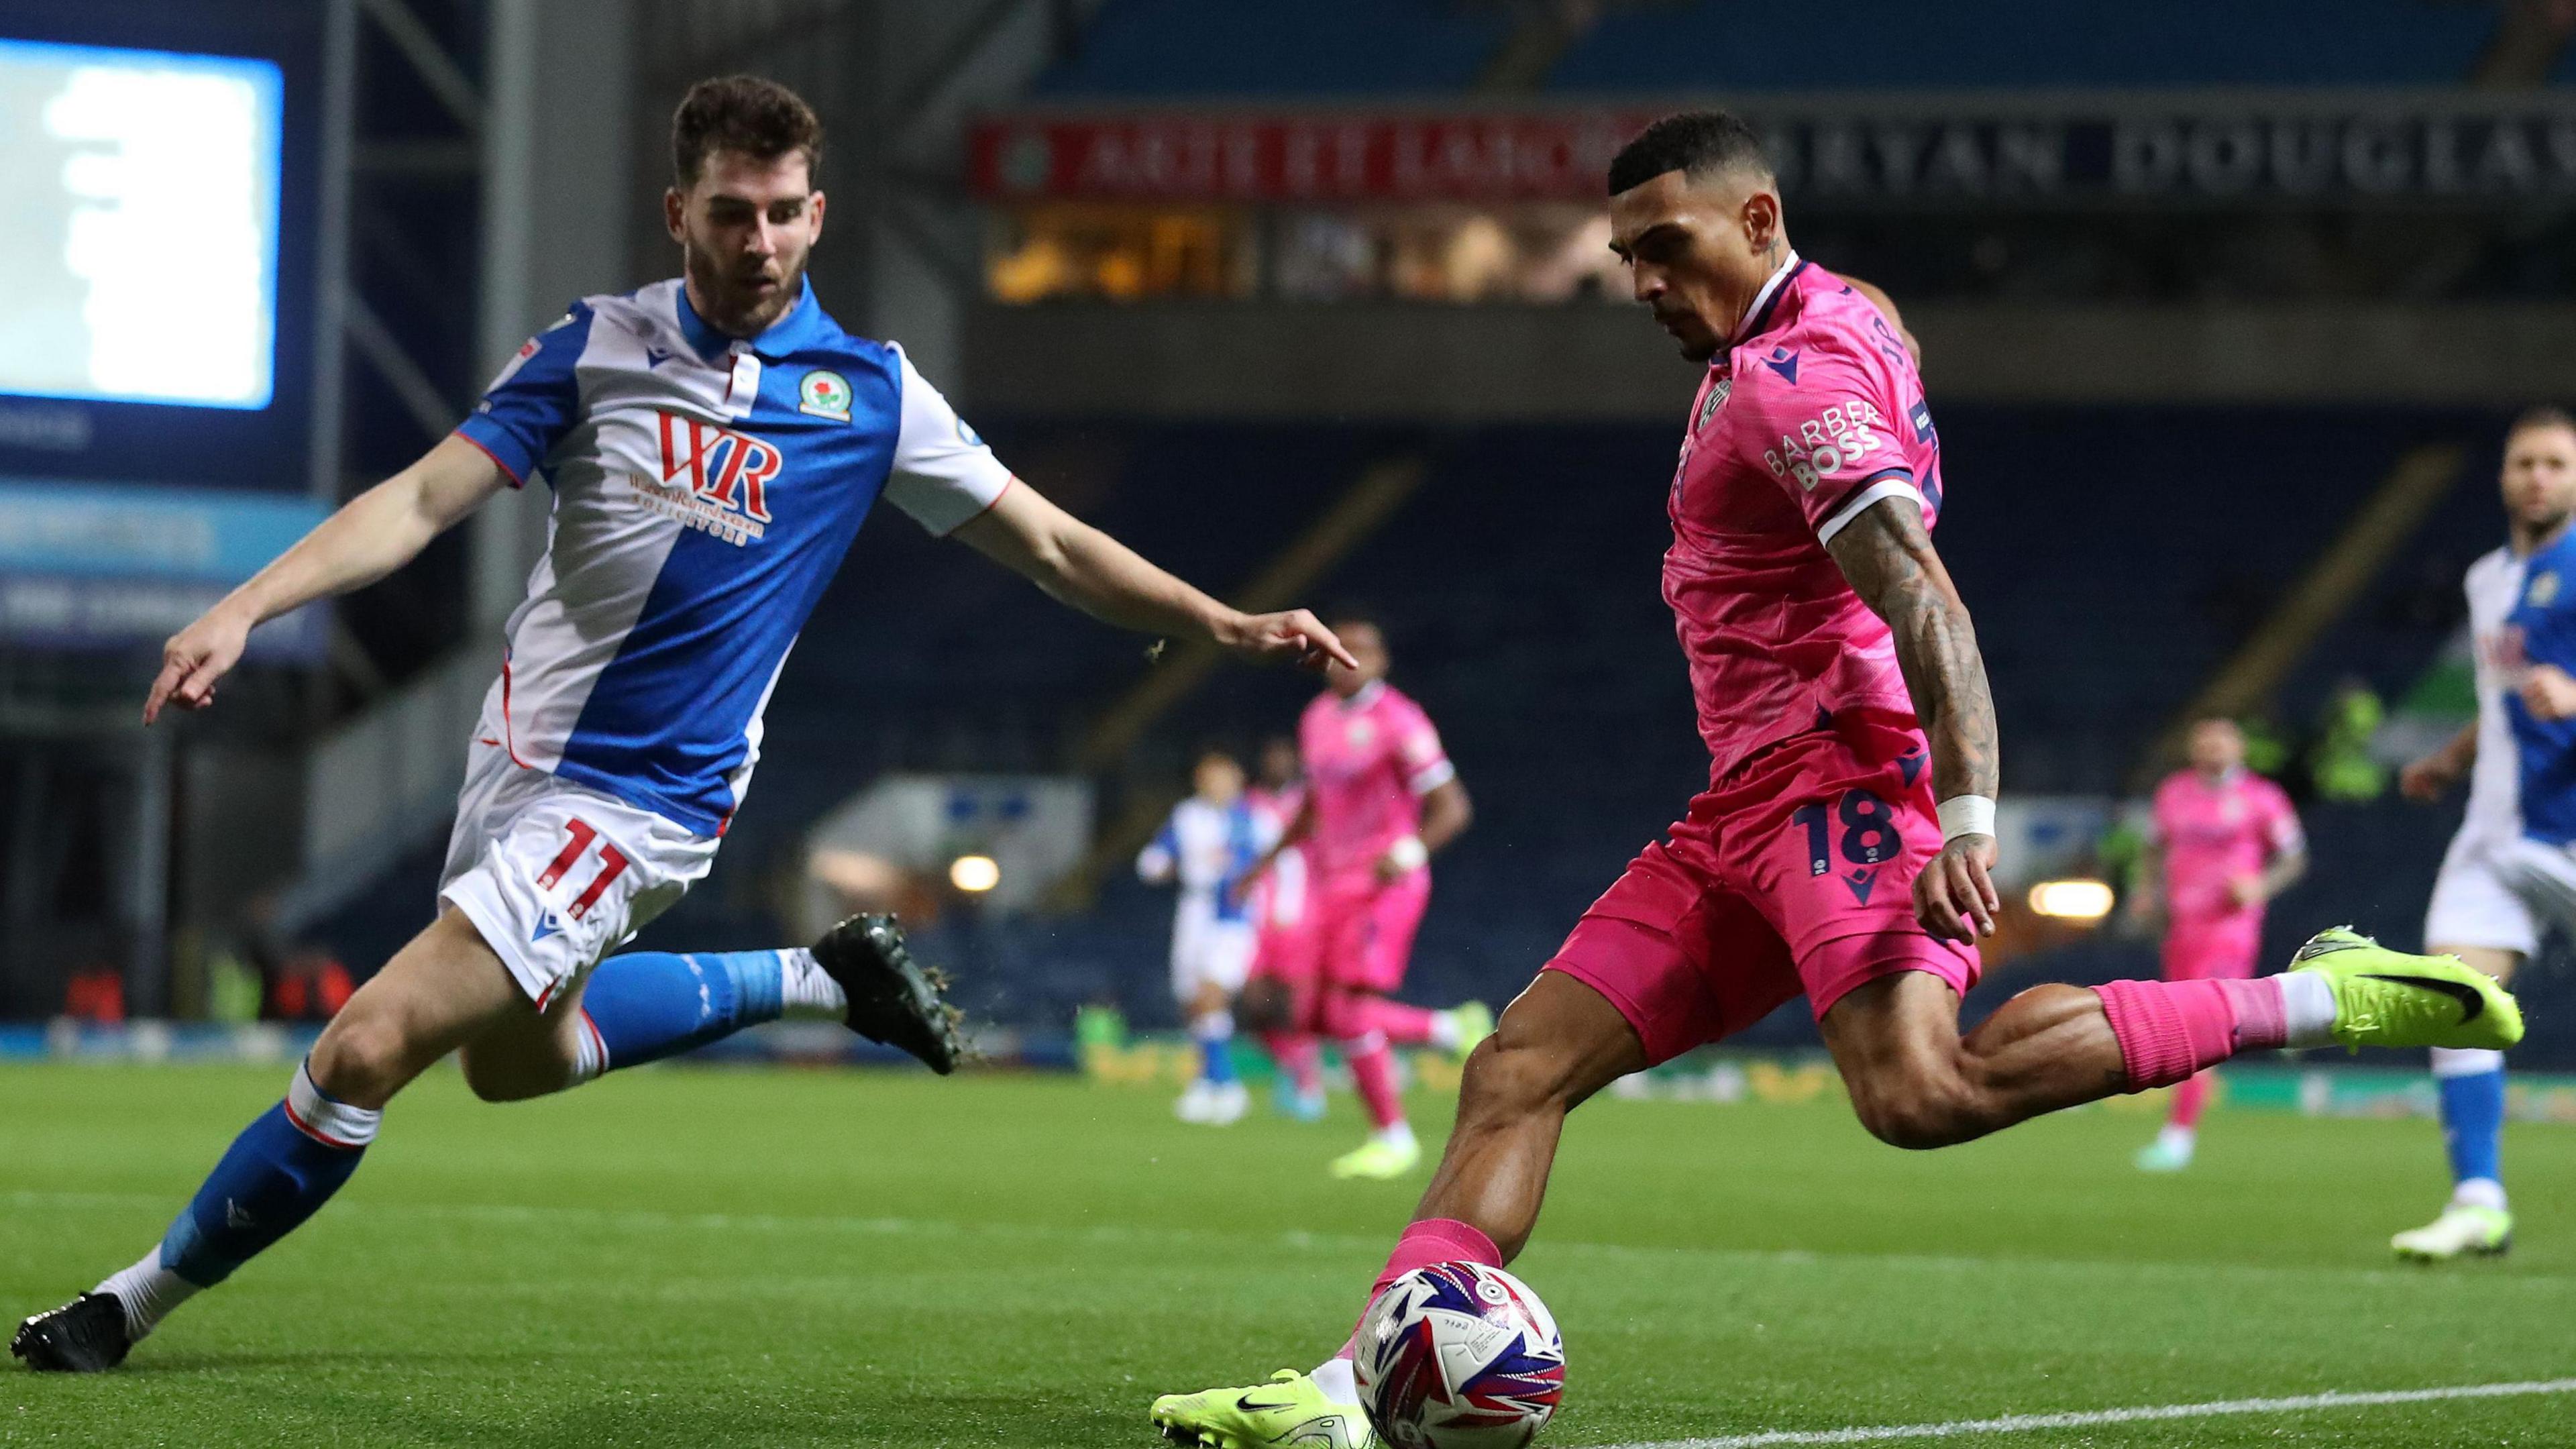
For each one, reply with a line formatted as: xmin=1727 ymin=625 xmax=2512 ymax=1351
xmin=1588 ymin=1378 xmax=2576 ymax=1448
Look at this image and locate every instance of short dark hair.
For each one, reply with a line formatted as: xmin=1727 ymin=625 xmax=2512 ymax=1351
xmin=1607 ymin=110 xmax=1771 ymax=197
xmin=2508 ymin=405 xmax=2576 ymax=441
xmin=671 ymin=74 xmax=824 ymax=189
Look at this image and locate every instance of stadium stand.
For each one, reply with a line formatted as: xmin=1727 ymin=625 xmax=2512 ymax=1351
xmin=1031 ymin=0 xmax=2571 ymax=97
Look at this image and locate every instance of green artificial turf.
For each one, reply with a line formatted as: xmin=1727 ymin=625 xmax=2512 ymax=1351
xmin=3 ymin=1063 xmax=2570 ymax=1446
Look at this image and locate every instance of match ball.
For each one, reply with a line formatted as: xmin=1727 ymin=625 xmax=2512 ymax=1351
xmin=1353 ymin=1261 xmax=1564 ymax=1448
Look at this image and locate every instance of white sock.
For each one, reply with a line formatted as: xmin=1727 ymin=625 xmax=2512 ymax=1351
xmin=1375 ymin=1120 xmax=1417 ymax=1152
xmin=2453 ymin=1177 xmax=2508 ymax=1213
xmin=97 ymin=1249 xmax=198 ymax=1340
xmin=2278 ymin=970 xmax=2339 ymax=1049
xmin=2156 ymin=1123 xmax=2197 ymax=1155
xmin=1426 ymin=1010 xmax=1462 ymax=1053
xmin=777 ymin=948 xmax=847 ymax=1019
xmin=570 ymin=1012 xmax=607 ymax=1084
xmin=1309 ymin=1354 xmax=1360 ymax=1407
xmin=2430 ymin=1046 xmax=2506 ymax=1077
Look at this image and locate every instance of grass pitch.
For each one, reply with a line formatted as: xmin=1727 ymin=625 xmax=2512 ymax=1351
xmin=3 ymin=1062 xmax=2571 ymax=1448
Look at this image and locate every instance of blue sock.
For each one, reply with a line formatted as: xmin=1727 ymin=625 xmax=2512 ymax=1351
xmin=1192 ymin=1011 xmax=1237 ymax=1086
xmin=580 ymin=950 xmax=788 ymax=1071
xmin=158 ymin=1063 xmax=377 ymax=1289
xmin=2434 ymin=1048 xmax=2506 ymax=1195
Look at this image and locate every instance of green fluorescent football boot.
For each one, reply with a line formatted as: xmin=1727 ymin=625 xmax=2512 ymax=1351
xmin=1445 ymin=1001 xmax=1495 ymax=1059
xmin=2392 ymin=1203 xmax=2514 ymax=1262
xmin=1149 ymin=1369 xmax=1377 ymax=1448
xmin=1330 ymin=1136 xmax=1421 ymax=1181
xmin=2288 ymin=927 xmax=2524 ymax=1051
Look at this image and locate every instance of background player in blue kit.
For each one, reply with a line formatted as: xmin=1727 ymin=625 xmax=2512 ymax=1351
xmin=1138 ymin=748 xmax=1270 ymax=1126
xmin=11 ymin=74 xmax=1351 ymax=1373
xmin=2394 ymin=406 xmax=2576 ymax=1261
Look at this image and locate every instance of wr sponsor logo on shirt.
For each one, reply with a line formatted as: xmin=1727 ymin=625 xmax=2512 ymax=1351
xmin=631 ymin=411 xmax=782 ymax=546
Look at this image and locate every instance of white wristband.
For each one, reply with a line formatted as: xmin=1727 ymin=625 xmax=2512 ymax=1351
xmin=1937 ymin=795 xmax=1996 ymax=843
xmin=1384 ymin=835 xmax=1429 ymax=871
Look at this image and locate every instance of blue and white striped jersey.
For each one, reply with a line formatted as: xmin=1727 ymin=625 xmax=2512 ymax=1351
xmin=2502 ymin=528 xmax=2576 ymax=845
xmin=1138 ymin=796 xmax=1272 ymax=925
xmin=451 ymin=276 xmax=1011 ymax=835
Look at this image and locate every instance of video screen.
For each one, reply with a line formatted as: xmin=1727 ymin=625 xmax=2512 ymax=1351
xmin=0 ymin=38 xmax=282 ymax=411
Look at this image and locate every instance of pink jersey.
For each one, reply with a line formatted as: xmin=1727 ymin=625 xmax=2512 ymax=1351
xmin=1668 ymin=254 xmax=1943 ymax=773
xmin=1246 ymin=782 xmax=1309 ymax=926
xmin=2149 ymin=767 xmax=2304 ymax=923
xmin=1299 ymin=681 xmax=1454 ymax=881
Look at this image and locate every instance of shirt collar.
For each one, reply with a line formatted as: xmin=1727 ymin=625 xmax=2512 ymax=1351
xmin=1733 ymin=249 xmax=1805 ymax=345
xmin=675 ymin=275 xmax=826 ymax=362
xmin=1339 ymin=680 xmax=1387 ymax=712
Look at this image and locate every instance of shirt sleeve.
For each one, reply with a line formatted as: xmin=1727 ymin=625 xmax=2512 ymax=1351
xmin=1137 ymin=816 xmax=1179 ymax=883
xmin=453 ymin=301 xmax=592 ymax=488
xmin=883 ymin=345 xmax=1014 ymax=535
xmin=1734 ymin=347 xmax=1919 ymax=545
xmin=2265 ymin=786 xmax=2306 ymax=857
xmin=1394 ymin=704 xmax=1456 ymax=796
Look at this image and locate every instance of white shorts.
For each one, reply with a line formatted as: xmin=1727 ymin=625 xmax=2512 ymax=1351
xmin=1171 ymin=896 xmax=1258 ymax=1001
xmin=2423 ymin=822 xmax=2576 ymax=957
xmin=437 ymin=735 xmax=720 ymax=1009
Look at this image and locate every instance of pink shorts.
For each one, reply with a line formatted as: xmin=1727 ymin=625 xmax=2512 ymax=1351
xmin=2161 ymin=914 xmax=2262 ymax=981
xmin=1310 ymin=869 xmax=1432 ymax=995
xmin=1544 ymin=710 xmax=1981 ymax=1067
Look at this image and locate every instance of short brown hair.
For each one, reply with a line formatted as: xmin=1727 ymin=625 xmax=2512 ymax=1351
xmin=2508 ymin=405 xmax=2576 ymax=442
xmin=671 ymin=74 xmax=822 ymax=189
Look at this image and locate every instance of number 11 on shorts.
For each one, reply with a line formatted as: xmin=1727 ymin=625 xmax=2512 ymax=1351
xmin=535 ymin=817 xmax=630 ymax=920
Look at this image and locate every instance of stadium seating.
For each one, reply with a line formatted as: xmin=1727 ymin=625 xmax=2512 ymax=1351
xmin=1036 ymin=0 xmax=2566 ymax=98
xmin=1034 ymin=0 xmax=1505 ymax=97
xmin=1546 ymin=0 xmax=2515 ymax=92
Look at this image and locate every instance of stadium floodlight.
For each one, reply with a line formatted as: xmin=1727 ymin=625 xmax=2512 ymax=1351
xmin=2027 ymin=879 xmax=2114 ymax=920
xmin=949 ymin=854 xmax=1002 ymax=893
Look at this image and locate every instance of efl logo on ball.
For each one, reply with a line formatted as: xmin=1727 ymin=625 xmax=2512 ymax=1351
xmin=1354 ymin=1262 xmax=1564 ymax=1448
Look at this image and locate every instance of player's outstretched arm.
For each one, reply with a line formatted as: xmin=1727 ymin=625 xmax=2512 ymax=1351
xmin=144 ymin=435 xmax=510 ymax=723
xmin=951 ymin=482 xmax=1356 ymax=672
xmin=2398 ymin=720 xmax=2475 ymax=802
xmin=1824 ymin=496 xmax=2001 ymax=941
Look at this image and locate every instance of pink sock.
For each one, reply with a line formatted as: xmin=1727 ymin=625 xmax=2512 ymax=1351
xmin=1344 ymin=1033 xmax=1405 ymax=1130
xmin=1267 ymin=1032 xmax=1323 ymax=1095
xmin=1356 ymin=996 xmax=1440 ymax=1046
xmin=1338 ymin=1218 xmax=1503 ymax=1359
xmin=2094 ymin=977 xmax=2283 ymax=1091
xmin=2168 ymin=1071 xmax=2210 ymax=1129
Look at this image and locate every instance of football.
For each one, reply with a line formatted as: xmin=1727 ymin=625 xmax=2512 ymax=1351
xmin=1352 ymin=1262 xmax=1565 ymax=1448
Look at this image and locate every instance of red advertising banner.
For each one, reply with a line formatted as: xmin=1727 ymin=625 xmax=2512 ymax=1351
xmin=969 ymin=113 xmax=1661 ymax=203
xmin=969 ymin=100 xmax=2576 ymax=207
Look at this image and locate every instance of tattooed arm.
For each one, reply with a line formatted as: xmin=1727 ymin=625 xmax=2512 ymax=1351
xmin=1824 ymin=498 xmax=2002 ymax=941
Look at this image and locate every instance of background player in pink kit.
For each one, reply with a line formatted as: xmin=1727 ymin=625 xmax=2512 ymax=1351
xmin=1246 ymin=614 xmax=1492 ymax=1179
xmin=1242 ymin=736 xmax=1330 ymax=1121
xmin=1150 ymin=109 xmax=2521 ymax=1448
xmin=2129 ymin=717 xmax=2308 ymax=1171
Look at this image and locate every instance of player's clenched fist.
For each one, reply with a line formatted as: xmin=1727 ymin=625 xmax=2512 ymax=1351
xmin=1215 ymin=608 xmax=1357 ymax=673
xmin=144 ymin=605 xmax=254 ymax=724
xmin=1915 ymin=833 xmax=2000 ymax=942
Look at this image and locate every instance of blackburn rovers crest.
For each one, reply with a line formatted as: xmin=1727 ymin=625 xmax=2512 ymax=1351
xmin=798 ymin=368 xmax=852 ymax=421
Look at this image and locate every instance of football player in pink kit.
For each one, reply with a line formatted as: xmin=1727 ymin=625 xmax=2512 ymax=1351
xmin=2129 ymin=718 xmax=2308 ymax=1171
xmin=1151 ymin=110 xmax=2521 ymax=1448
xmin=1245 ymin=614 xmax=1493 ymax=1179
xmin=1242 ymin=736 xmax=1330 ymax=1120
